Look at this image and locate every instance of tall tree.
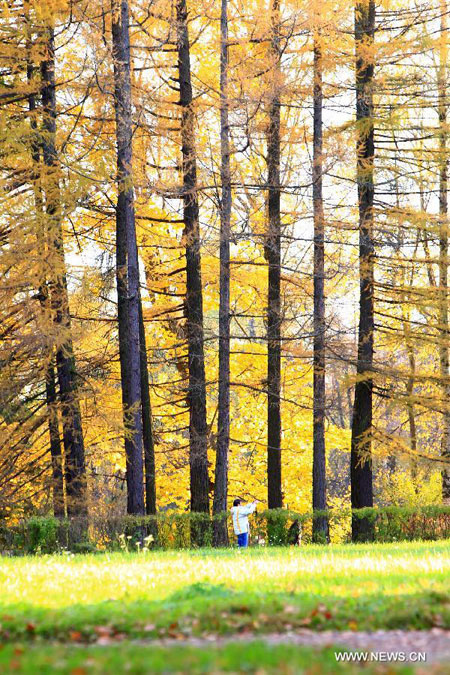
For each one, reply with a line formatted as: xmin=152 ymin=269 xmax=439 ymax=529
xmin=25 ymin=5 xmax=65 ymax=518
xmin=139 ymin=299 xmax=156 ymax=515
xmin=437 ymin=0 xmax=450 ymax=504
xmin=176 ymin=0 xmax=210 ymax=517
xmin=312 ymin=30 xmax=328 ymax=542
xmin=213 ymin=0 xmax=232 ymax=545
xmin=41 ymin=22 xmax=87 ymax=518
xmin=111 ymin=0 xmax=145 ymax=515
xmin=351 ymin=0 xmax=375 ymax=541
xmin=266 ymin=0 xmax=283 ymax=509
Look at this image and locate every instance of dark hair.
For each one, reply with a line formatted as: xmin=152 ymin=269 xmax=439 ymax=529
xmin=233 ymin=498 xmax=241 ymax=507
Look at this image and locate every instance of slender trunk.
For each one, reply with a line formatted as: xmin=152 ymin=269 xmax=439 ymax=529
xmin=213 ymin=0 xmax=232 ymax=546
xmin=438 ymin=1 xmax=450 ymax=504
xmin=41 ymin=26 xmax=87 ymax=518
xmin=335 ymin=376 xmax=346 ymax=428
xmin=351 ymin=0 xmax=375 ymax=541
xmin=266 ymin=0 xmax=282 ymax=509
xmin=45 ymin=361 xmax=65 ymax=517
xmin=111 ymin=0 xmax=145 ymax=515
xmin=176 ymin=0 xmax=210 ymax=520
xmin=405 ymin=340 xmax=418 ymax=494
xmin=139 ymin=297 xmax=157 ymax=515
xmin=312 ymin=37 xmax=328 ymax=543
xmin=26 ymin=12 xmax=65 ymax=519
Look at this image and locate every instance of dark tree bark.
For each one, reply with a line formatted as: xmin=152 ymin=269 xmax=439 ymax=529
xmin=111 ymin=0 xmax=145 ymax=515
xmin=312 ymin=37 xmax=328 ymax=543
xmin=176 ymin=0 xmax=210 ymax=519
xmin=351 ymin=0 xmax=375 ymax=541
xmin=139 ymin=297 xmax=156 ymax=515
xmin=41 ymin=26 xmax=87 ymax=518
xmin=266 ymin=0 xmax=282 ymax=509
xmin=213 ymin=0 xmax=232 ymax=546
xmin=438 ymin=1 xmax=450 ymax=504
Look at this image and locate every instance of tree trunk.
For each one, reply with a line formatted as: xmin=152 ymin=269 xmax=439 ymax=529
xmin=213 ymin=0 xmax=232 ymax=546
xmin=41 ymin=26 xmax=87 ymax=518
xmin=351 ymin=0 xmax=375 ymax=541
xmin=139 ymin=297 xmax=157 ymax=515
xmin=45 ymin=361 xmax=65 ymax=517
xmin=406 ymin=341 xmax=419 ymax=494
xmin=111 ymin=0 xmax=145 ymax=515
xmin=26 ymin=13 xmax=65 ymax=519
xmin=438 ymin=0 xmax=450 ymax=504
xmin=266 ymin=0 xmax=282 ymax=509
xmin=312 ymin=36 xmax=328 ymax=543
xmin=176 ymin=0 xmax=210 ymax=523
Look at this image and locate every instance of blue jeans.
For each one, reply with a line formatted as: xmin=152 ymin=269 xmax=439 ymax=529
xmin=237 ymin=532 xmax=248 ymax=548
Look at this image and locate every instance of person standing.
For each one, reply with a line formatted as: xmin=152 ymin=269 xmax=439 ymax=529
xmin=230 ymin=498 xmax=257 ymax=548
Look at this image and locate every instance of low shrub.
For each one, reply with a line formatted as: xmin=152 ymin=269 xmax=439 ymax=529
xmin=14 ymin=517 xmax=68 ymax=554
xmin=1 ymin=505 xmax=449 ymax=554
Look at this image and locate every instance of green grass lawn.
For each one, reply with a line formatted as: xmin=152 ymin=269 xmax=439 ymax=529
xmin=0 ymin=642 xmax=431 ymax=675
xmin=0 ymin=541 xmax=449 ymax=672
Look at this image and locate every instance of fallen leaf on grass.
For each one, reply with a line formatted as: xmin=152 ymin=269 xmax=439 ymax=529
xmin=8 ymin=660 xmax=21 ymax=671
xmin=299 ymin=616 xmax=312 ymax=626
xmin=96 ymin=636 xmax=114 ymax=646
xmin=166 ymin=621 xmax=185 ymax=639
xmin=94 ymin=625 xmax=112 ymax=637
xmin=432 ymin=614 xmax=444 ymax=627
xmin=283 ymin=604 xmax=297 ymax=615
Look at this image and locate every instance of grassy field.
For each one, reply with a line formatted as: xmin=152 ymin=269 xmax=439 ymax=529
xmin=0 ymin=642 xmax=434 ymax=675
xmin=0 ymin=541 xmax=449 ymax=672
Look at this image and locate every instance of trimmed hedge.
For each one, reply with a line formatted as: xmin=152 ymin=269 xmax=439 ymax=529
xmin=0 ymin=505 xmax=449 ymax=554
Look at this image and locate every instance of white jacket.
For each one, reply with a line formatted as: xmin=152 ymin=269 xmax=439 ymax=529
xmin=231 ymin=502 xmax=257 ymax=535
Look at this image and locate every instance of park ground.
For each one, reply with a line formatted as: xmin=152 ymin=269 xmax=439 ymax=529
xmin=0 ymin=541 xmax=449 ymax=673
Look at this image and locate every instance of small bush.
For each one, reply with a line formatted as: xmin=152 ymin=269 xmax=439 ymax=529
xmin=22 ymin=517 xmax=65 ymax=554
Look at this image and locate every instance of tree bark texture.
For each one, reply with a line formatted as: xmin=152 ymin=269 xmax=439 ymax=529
xmin=438 ymin=1 xmax=450 ymax=504
xmin=111 ymin=0 xmax=145 ymax=515
xmin=312 ymin=37 xmax=328 ymax=543
xmin=266 ymin=0 xmax=282 ymax=510
xmin=139 ymin=296 xmax=157 ymax=515
xmin=213 ymin=0 xmax=232 ymax=546
xmin=351 ymin=0 xmax=375 ymax=541
xmin=176 ymin=0 xmax=210 ymax=517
